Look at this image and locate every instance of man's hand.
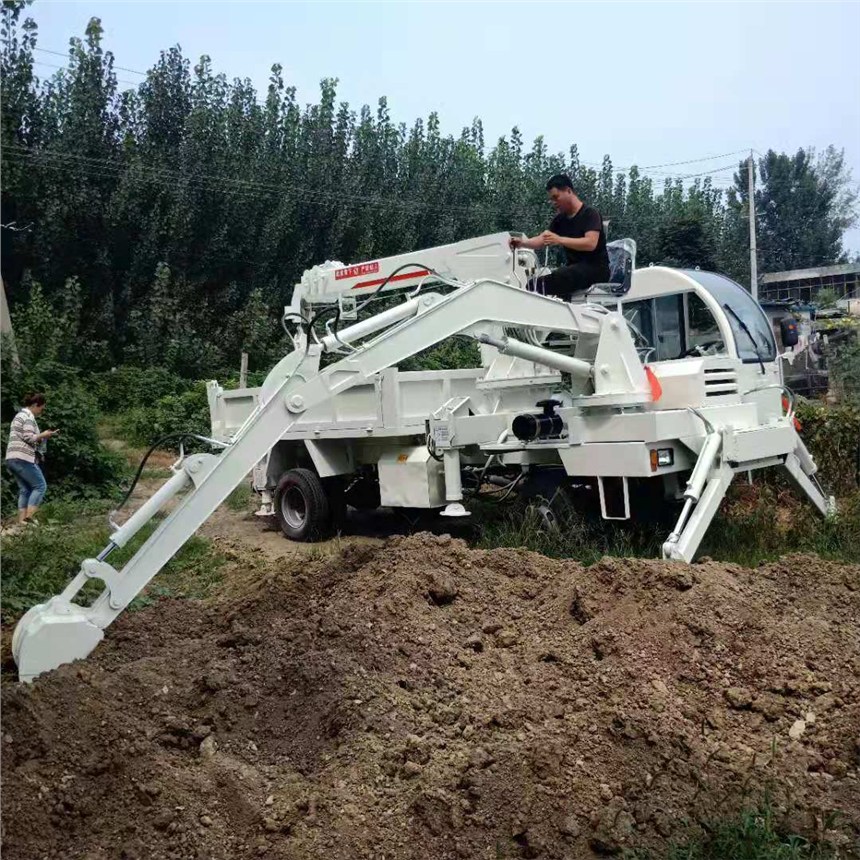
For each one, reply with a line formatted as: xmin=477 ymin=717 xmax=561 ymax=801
xmin=540 ymin=230 xmax=561 ymax=246
xmin=43 ymin=429 xmax=60 ymax=438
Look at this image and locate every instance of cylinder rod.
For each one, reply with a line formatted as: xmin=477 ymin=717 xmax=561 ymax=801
xmin=110 ymin=469 xmax=192 ymax=549
xmin=320 ymin=297 xmax=425 ymax=351
xmin=477 ymin=333 xmax=592 ymax=379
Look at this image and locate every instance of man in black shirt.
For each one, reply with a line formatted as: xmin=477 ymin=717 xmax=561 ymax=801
xmin=510 ymin=174 xmax=610 ymax=300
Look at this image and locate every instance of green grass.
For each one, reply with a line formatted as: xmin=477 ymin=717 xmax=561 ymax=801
xmin=473 ymin=487 xmax=860 ymax=567
xmin=1 ymin=498 xmax=226 ymax=622
xmin=474 ymin=499 xmax=661 ymax=564
xmin=626 ymin=800 xmax=842 ymax=860
xmin=225 ymin=482 xmax=254 ymax=512
xmin=140 ymin=467 xmax=174 ymax=481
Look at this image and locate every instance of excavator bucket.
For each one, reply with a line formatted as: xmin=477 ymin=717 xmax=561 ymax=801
xmin=12 ymin=597 xmax=104 ymax=683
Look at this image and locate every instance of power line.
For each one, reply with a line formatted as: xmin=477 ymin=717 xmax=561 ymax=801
xmin=648 ymin=163 xmax=740 ymax=180
xmin=33 ymin=59 xmax=141 ymax=88
xmin=3 ymin=144 xmax=745 ymax=217
xmin=637 ymin=149 xmax=749 ymax=170
xmin=34 ymin=46 xmax=148 ymax=77
xmin=2 ymin=145 xmax=554 ymax=221
xmin=31 ymin=45 xmax=754 ymax=183
xmin=17 ymin=146 xmax=845 ymax=275
xmin=2 ymin=144 xmax=450 ymax=208
xmin=576 ymin=151 xmax=749 ymax=176
xmin=1 ymin=145 xmax=742 ymax=234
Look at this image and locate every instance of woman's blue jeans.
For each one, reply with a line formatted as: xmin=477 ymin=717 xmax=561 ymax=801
xmin=5 ymin=459 xmax=47 ymax=510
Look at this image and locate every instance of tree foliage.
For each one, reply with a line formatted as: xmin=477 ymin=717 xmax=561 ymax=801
xmin=1 ymin=359 xmax=126 ymax=515
xmin=1 ymin=2 xmax=857 ymax=378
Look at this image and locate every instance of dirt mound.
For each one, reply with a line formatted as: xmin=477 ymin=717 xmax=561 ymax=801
xmin=3 ymin=535 xmax=859 ymax=859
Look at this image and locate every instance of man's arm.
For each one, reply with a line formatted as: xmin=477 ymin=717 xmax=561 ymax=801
xmin=509 ymin=234 xmax=545 ymax=251
xmin=545 ymin=231 xmax=600 ymax=253
xmin=543 ymin=208 xmax=602 ymax=253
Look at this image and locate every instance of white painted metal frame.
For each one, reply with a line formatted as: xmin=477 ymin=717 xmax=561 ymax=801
xmin=12 ymin=234 xmax=835 ymax=683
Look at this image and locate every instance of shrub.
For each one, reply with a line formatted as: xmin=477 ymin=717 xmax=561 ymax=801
xmin=90 ymin=366 xmax=194 ymax=413
xmin=794 ymin=400 xmax=860 ymax=495
xmin=117 ymin=382 xmax=211 ymax=449
xmin=628 ymin=795 xmax=841 ymax=859
xmin=828 ymin=334 xmax=860 ymax=408
xmin=0 ymin=500 xmax=226 ymax=622
xmin=473 ymin=484 xmax=860 ymax=567
xmin=9 ymin=277 xmax=113 ymax=371
xmin=1 ymin=361 xmax=126 ymax=517
xmin=398 ymin=337 xmax=480 ymax=372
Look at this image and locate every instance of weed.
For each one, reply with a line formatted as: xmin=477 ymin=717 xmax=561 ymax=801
xmin=625 ymin=797 xmax=841 ymax=859
xmin=225 ymin=482 xmax=254 ymax=512
xmin=1 ymin=500 xmax=226 ymax=622
xmin=140 ymin=468 xmax=174 ymax=481
xmin=474 ymin=486 xmax=860 ymax=566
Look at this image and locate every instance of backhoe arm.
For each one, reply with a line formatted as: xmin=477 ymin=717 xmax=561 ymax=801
xmin=13 ymin=280 xmax=644 ymax=681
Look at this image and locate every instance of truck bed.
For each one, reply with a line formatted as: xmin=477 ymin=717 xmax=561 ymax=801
xmin=207 ymin=367 xmax=486 ymax=443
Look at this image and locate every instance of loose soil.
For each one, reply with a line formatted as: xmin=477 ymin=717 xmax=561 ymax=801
xmin=2 ymin=533 xmax=859 ymax=859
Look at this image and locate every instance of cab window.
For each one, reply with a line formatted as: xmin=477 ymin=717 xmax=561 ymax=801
xmin=654 ymin=295 xmax=684 ymax=360
xmin=622 ymin=299 xmax=656 ymax=362
xmin=622 ymin=292 xmax=727 ymax=361
xmin=684 ymin=293 xmax=726 ymax=356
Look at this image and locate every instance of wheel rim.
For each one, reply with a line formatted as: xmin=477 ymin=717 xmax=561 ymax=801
xmin=281 ymin=485 xmax=307 ymax=529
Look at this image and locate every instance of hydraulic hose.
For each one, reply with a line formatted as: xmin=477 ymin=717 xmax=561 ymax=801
xmin=114 ymin=433 xmax=226 ymax=515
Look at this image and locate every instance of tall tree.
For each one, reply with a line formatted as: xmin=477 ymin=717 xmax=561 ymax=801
xmin=1 ymin=0 xmax=41 ymax=293
xmin=725 ymin=149 xmax=858 ymax=281
xmin=2 ymin=4 xmax=857 ymax=378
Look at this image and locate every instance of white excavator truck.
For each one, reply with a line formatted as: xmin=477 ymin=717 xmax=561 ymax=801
xmin=13 ymin=232 xmax=833 ymax=681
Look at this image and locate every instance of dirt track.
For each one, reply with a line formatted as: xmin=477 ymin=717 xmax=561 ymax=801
xmin=2 ymin=520 xmax=859 ymax=859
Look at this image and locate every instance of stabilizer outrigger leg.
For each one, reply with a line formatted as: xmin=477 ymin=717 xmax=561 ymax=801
xmin=662 ymin=430 xmax=732 ymax=562
xmin=661 ymin=425 xmax=835 ymax=564
xmin=782 ymin=440 xmax=835 ymax=518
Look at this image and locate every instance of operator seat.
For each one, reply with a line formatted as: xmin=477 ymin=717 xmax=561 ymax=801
xmin=593 ymin=238 xmax=636 ymax=296
xmin=570 ymin=238 xmax=636 ymax=308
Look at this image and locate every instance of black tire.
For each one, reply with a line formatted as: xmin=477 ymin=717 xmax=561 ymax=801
xmin=274 ymin=468 xmax=330 ymax=541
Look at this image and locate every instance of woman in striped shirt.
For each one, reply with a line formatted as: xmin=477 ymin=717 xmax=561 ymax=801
xmin=5 ymin=393 xmax=59 ymax=527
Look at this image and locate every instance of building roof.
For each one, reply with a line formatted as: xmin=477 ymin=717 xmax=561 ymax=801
xmin=760 ymin=263 xmax=860 ymax=284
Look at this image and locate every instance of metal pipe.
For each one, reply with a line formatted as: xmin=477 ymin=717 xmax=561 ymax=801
xmin=684 ymin=432 xmax=721 ymax=502
xmin=320 ymin=297 xmax=424 ymax=351
xmin=743 ymin=383 xmax=796 ymax=422
xmin=97 ymin=543 xmax=117 ymax=562
xmin=666 ymin=497 xmax=696 ymax=545
xmin=109 ymin=469 xmax=192 ymax=549
xmin=443 ymin=449 xmax=463 ymax=502
xmin=794 ymin=438 xmax=817 ymax=475
xmin=476 ymin=333 xmax=592 ymax=379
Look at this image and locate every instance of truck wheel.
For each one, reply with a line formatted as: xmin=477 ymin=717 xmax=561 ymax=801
xmin=274 ymin=468 xmax=330 ymax=541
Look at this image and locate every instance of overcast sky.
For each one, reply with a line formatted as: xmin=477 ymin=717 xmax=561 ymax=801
xmin=27 ymin=0 xmax=860 ymax=255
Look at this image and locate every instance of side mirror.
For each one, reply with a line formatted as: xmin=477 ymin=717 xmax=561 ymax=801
xmin=780 ymin=317 xmax=799 ymax=348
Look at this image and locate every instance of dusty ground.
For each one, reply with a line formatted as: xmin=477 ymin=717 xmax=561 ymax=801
xmin=2 ymin=513 xmax=859 ymax=859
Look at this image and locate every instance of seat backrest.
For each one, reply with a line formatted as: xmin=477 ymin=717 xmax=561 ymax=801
xmin=605 ymin=238 xmax=637 ymax=295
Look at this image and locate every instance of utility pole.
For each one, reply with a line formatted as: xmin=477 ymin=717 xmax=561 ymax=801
xmin=747 ymin=150 xmax=758 ymax=301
